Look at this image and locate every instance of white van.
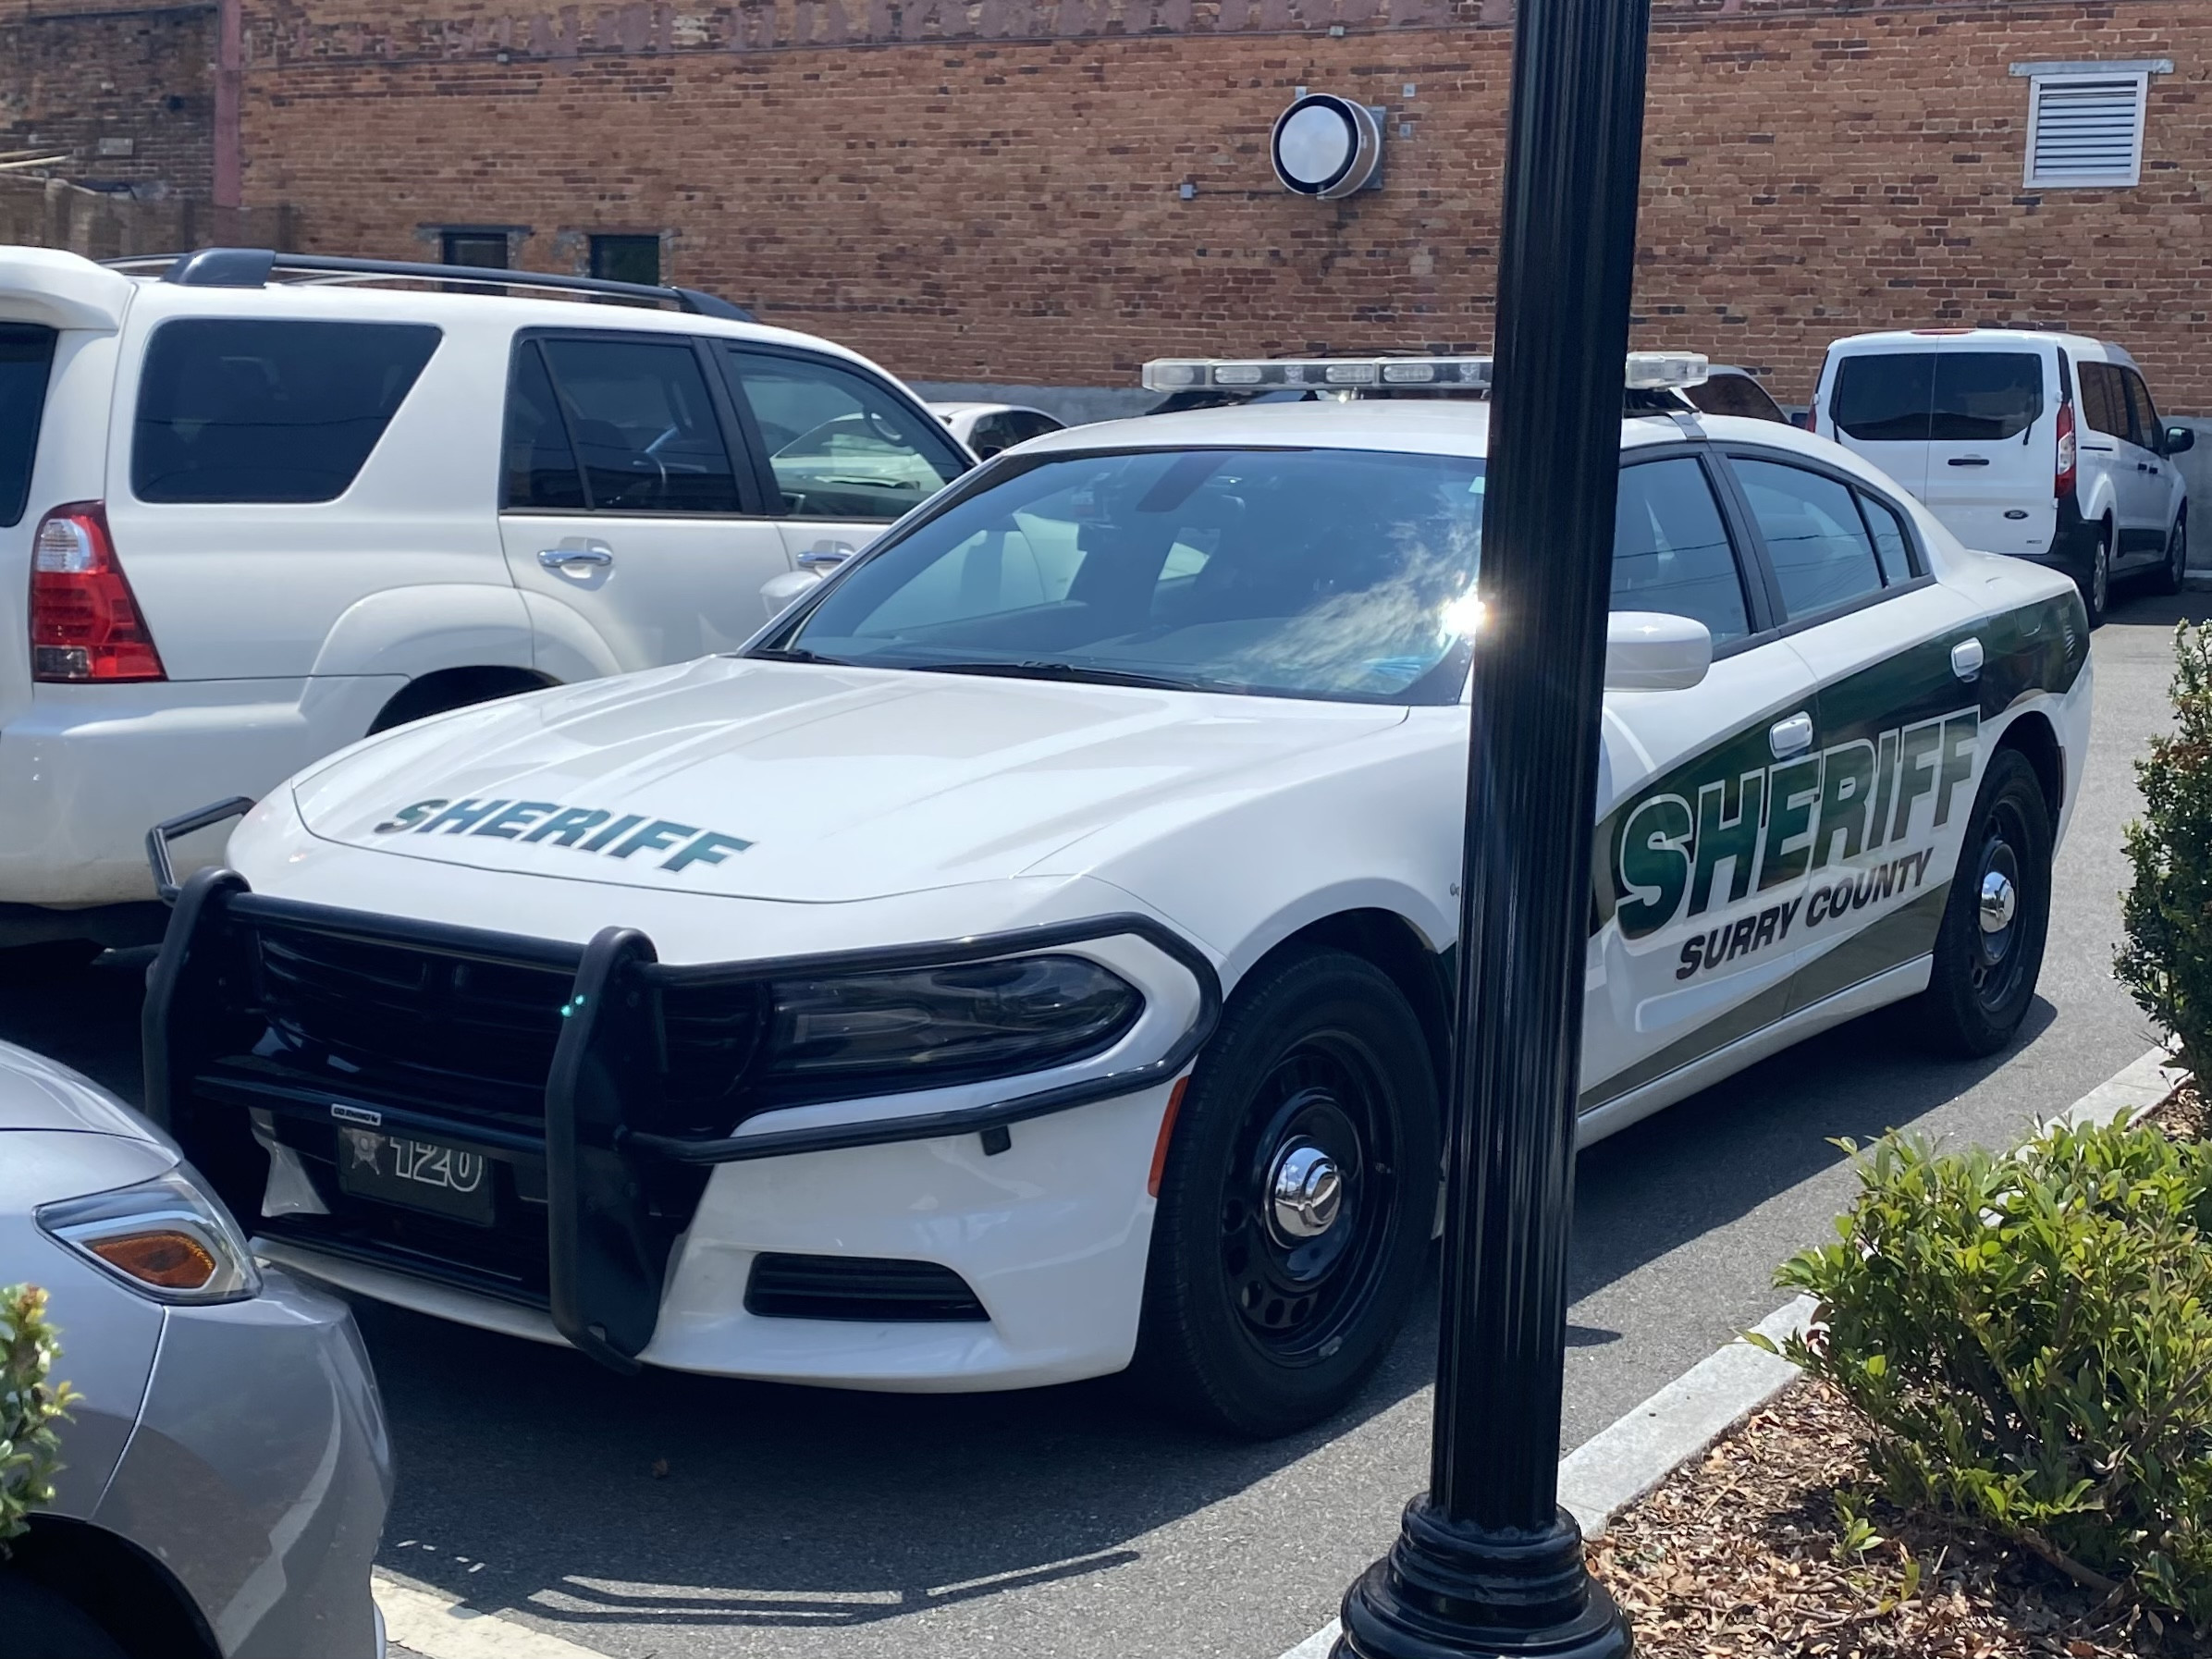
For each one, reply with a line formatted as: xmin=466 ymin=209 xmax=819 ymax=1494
xmin=0 ymin=246 xmax=974 ymax=955
xmin=1810 ymin=328 xmax=2191 ymax=624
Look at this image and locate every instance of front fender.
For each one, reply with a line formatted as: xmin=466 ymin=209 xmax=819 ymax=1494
xmin=308 ymin=584 xmax=535 ymax=681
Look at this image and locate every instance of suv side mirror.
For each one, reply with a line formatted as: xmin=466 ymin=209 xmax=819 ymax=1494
xmin=1604 ymin=610 xmax=1712 ymax=692
xmin=2166 ymin=424 xmax=2196 ymax=455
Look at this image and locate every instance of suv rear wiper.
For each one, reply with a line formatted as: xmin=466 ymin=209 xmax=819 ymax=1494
xmin=904 ymin=659 xmax=1226 ymax=694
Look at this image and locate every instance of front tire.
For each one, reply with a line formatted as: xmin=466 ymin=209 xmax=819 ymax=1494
xmin=1914 ymin=748 xmax=2053 ymax=1057
xmin=1133 ymin=948 xmax=1440 ymax=1437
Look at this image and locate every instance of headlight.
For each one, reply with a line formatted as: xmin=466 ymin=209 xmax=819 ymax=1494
xmin=36 ymin=1167 xmax=262 ymax=1305
xmin=764 ymin=954 xmax=1142 ymax=1088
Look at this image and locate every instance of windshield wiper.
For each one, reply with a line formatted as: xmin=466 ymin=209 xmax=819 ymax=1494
xmin=903 ymin=658 xmax=1227 ymax=694
xmin=749 ymin=645 xmax=851 ymax=666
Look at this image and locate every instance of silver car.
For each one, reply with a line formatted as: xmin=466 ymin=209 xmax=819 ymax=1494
xmin=0 ymin=1040 xmax=388 ymax=1658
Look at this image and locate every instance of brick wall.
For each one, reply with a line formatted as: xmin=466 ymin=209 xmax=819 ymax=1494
xmin=230 ymin=0 xmax=2210 ymax=408
xmin=2 ymin=3 xmax=216 ymax=200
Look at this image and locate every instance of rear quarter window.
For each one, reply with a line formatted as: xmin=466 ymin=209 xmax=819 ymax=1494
xmin=132 ymin=319 xmax=441 ymax=504
xmin=0 ymin=324 xmax=57 ymax=527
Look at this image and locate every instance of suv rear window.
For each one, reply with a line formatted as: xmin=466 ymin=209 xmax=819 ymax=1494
xmin=0 ymin=324 xmax=56 ymax=527
xmin=1832 ymin=350 xmax=2044 ymax=443
xmin=132 ymin=319 xmax=441 ymax=504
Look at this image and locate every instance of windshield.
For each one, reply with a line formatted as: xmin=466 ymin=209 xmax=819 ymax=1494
xmin=767 ymin=447 xmax=1485 ymax=704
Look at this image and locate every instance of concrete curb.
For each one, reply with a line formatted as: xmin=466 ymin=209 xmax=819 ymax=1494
xmin=375 ymin=1571 xmax=607 ymax=1659
xmin=1270 ymin=1042 xmax=2179 ymax=1659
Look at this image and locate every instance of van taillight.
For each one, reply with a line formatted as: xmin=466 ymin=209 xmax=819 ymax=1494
xmin=2055 ymin=400 xmax=2078 ymax=501
xmin=30 ymin=503 xmax=166 ymax=682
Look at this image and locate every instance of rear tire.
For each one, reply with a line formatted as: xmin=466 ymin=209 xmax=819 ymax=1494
xmin=1132 ymin=948 xmax=1439 ymax=1438
xmin=2150 ymin=510 xmax=2188 ymax=596
xmin=1914 ymin=748 xmax=2052 ymax=1057
xmin=2077 ymin=520 xmax=2112 ymax=628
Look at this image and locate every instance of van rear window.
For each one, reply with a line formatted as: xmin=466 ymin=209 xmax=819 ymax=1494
xmin=1832 ymin=350 xmax=2044 ymax=444
xmin=1832 ymin=354 xmax=1933 ymax=443
xmin=0 ymin=324 xmax=57 ymax=527
xmin=1928 ymin=352 xmax=2042 ymax=441
xmin=132 ymin=319 xmax=440 ymax=504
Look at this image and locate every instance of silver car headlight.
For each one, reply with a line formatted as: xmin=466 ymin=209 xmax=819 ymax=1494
xmin=36 ymin=1167 xmax=262 ymax=1304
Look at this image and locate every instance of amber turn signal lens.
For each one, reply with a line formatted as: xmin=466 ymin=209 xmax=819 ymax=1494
xmin=88 ymin=1230 xmax=218 ymax=1291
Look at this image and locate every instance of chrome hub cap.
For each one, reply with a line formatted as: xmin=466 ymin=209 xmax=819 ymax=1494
xmin=1268 ymin=1143 xmax=1344 ymax=1243
xmin=1978 ymin=869 xmax=2017 ymax=935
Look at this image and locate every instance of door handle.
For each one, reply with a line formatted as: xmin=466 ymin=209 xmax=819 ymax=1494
xmin=1950 ymin=636 xmax=1985 ymax=682
xmin=1946 ymin=456 xmax=1991 ymax=467
xmin=797 ymin=540 xmax=856 ymax=571
xmin=1768 ymin=711 xmax=1813 ymax=760
xmin=538 ymin=547 xmax=614 ymax=570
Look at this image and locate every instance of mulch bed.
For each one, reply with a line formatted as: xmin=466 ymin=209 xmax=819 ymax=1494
xmin=1587 ymin=1382 xmax=2195 ymax=1656
xmin=1584 ymin=1085 xmax=2208 ymax=1657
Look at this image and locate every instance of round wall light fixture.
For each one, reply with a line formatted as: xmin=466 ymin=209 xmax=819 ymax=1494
xmin=1270 ymin=93 xmax=1384 ymax=199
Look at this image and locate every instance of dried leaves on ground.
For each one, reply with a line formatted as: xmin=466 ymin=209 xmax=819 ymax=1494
xmin=2150 ymin=1075 xmax=2206 ymax=1139
xmin=1588 ymin=1382 xmax=2197 ymax=1657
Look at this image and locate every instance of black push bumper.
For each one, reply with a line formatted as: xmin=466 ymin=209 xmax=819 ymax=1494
xmin=143 ymin=866 xmax=1219 ymax=1372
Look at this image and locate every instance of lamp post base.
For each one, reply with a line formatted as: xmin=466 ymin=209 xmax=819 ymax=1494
xmin=1334 ymin=1501 xmax=1633 ymax=1659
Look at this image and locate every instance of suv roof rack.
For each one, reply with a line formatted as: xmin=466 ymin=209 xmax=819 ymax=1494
xmin=100 ymin=248 xmax=755 ymax=323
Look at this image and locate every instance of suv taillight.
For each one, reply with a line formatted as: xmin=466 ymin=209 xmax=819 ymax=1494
xmin=2055 ymin=399 xmax=2078 ymax=500
xmin=31 ymin=503 xmax=166 ymax=682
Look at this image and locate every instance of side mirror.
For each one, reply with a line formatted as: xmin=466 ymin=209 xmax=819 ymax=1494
xmin=760 ymin=569 xmax=824 ymax=621
xmin=2165 ymin=424 xmax=2196 ymax=455
xmin=1604 ymin=610 xmax=1712 ymax=692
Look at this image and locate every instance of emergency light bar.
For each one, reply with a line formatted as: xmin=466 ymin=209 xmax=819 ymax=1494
xmin=1140 ymin=352 xmax=1710 ymax=394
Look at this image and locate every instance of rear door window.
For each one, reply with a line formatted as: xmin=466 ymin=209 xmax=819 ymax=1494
xmin=1733 ymin=457 xmax=1888 ymax=620
xmin=1928 ymin=352 xmax=2042 ymax=441
xmin=500 ymin=340 xmax=587 ymax=510
xmin=0 ymin=324 xmax=56 ymax=526
xmin=1831 ymin=354 xmax=1933 ymax=442
xmin=535 ymin=337 xmax=743 ymax=514
xmin=132 ymin=319 xmax=440 ymax=503
xmin=1609 ymin=456 xmax=1751 ymax=645
xmin=719 ymin=348 xmax=967 ymax=522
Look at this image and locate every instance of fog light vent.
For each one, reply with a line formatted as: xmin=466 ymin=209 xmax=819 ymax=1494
xmin=744 ymin=1253 xmax=989 ymax=1322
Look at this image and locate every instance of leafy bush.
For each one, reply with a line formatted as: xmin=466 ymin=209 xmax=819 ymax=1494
xmin=1763 ymin=1121 xmax=2212 ymax=1627
xmin=1 ymin=1284 xmax=76 ymax=1549
xmin=2116 ymin=621 xmax=2212 ymax=1083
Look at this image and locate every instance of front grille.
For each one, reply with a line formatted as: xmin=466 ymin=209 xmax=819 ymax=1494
xmin=252 ymin=925 xmax=572 ymax=1124
xmin=745 ymin=1253 xmax=989 ymax=1322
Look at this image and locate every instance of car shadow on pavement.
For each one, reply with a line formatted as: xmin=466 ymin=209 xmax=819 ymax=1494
xmin=344 ymin=989 xmax=2053 ymax=1640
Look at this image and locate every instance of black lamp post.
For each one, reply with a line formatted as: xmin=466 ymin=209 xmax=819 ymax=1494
xmin=1333 ymin=0 xmax=1652 ymax=1654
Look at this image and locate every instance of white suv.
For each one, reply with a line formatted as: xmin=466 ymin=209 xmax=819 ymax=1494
xmin=0 ymin=245 xmax=973 ymax=952
xmin=1811 ymin=327 xmax=2192 ymax=625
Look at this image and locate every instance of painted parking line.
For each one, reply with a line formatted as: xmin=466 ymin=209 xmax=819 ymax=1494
xmin=375 ymin=1572 xmax=608 ymax=1659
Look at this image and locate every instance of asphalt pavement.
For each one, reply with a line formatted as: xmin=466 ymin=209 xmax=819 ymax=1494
xmin=6 ymin=585 xmax=2199 ymax=1659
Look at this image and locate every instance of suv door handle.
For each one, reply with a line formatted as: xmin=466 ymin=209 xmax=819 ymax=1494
xmin=1768 ymin=711 xmax=1814 ymax=760
xmin=797 ymin=540 xmax=856 ymax=570
xmin=1946 ymin=456 xmax=1991 ymax=467
xmin=1950 ymin=636 xmax=1985 ymax=682
xmin=538 ymin=546 xmax=614 ymax=570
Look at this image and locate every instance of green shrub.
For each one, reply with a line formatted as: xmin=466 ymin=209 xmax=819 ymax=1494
xmin=1762 ymin=1121 xmax=2212 ymax=1627
xmin=1 ymin=1284 xmax=76 ymax=1549
xmin=2116 ymin=621 xmax=2212 ymax=1083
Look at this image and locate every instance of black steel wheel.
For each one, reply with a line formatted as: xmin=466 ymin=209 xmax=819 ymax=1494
xmin=1133 ymin=947 xmax=1439 ymax=1437
xmin=1916 ymin=747 xmax=2052 ymax=1056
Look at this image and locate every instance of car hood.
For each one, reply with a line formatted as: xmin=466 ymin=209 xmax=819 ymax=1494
xmin=0 ymin=1040 xmax=175 ymax=1144
xmin=292 ymin=657 xmax=1408 ymax=903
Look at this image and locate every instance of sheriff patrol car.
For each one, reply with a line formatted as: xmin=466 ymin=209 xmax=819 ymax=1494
xmin=143 ymin=355 xmax=2089 ymax=1437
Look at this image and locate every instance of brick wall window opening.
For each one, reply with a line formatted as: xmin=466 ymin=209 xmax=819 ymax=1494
xmin=2024 ymin=70 xmax=2149 ymax=190
xmin=440 ymin=230 xmax=510 ymax=270
xmin=590 ymin=235 xmax=662 ymax=288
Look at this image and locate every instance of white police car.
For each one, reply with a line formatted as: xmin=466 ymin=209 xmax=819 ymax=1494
xmin=144 ymin=355 xmax=2090 ymax=1436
